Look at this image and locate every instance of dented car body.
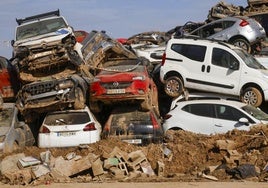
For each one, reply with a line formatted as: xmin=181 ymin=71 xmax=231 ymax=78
xmin=81 ymin=30 xmax=137 ymax=71
xmin=11 ymin=9 xmax=82 ymax=83
xmin=89 ymin=59 xmax=159 ymax=114
xmin=16 ymin=74 xmax=89 ymax=122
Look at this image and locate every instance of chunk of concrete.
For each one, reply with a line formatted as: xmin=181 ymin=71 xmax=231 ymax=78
xmin=92 ymin=158 xmax=104 ymax=177
xmin=215 ymin=140 xmax=236 ymax=150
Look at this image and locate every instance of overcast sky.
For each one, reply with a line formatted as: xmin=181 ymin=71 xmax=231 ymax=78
xmin=0 ymin=0 xmax=247 ymax=58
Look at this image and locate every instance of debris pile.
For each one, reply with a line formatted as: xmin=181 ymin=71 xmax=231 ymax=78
xmin=0 ymin=125 xmax=267 ymax=185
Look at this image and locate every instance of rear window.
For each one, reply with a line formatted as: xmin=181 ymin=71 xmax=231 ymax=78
xmin=171 ymin=44 xmax=206 ymax=62
xmin=44 ymin=112 xmax=90 ymax=125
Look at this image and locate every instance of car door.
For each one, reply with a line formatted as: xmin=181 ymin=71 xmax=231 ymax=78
xmin=198 ymin=47 xmax=242 ymax=95
xmin=169 ymin=43 xmax=209 ymax=90
xmin=213 ymin=104 xmax=251 ymax=133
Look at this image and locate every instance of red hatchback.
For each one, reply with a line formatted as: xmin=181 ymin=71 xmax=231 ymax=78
xmin=89 ymin=59 xmax=159 ymax=113
xmin=0 ymin=56 xmax=19 ymax=101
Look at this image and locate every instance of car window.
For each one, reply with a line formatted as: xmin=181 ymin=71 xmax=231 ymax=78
xmin=44 ymin=112 xmax=90 ymax=125
xmin=242 ymin=104 xmax=268 ymax=121
xmin=215 ymin=104 xmax=254 ymax=123
xmin=235 ymin=49 xmax=266 ymax=70
xmin=171 ymin=44 xmax=206 ymax=62
xmin=212 ymin=47 xmax=239 ymax=68
xmin=182 ymin=103 xmax=214 ymax=118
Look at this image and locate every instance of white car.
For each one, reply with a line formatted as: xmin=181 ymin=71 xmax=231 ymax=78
xmin=38 ymin=106 xmax=101 ymax=148
xmin=160 ymin=37 xmax=268 ymax=107
xmin=163 ymin=99 xmax=268 ymax=135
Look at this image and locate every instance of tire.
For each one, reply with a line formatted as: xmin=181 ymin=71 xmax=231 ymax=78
xmin=231 ymin=38 xmax=251 ymax=53
xmin=241 ymin=87 xmax=263 ymax=107
xmin=164 ymin=76 xmax=184 ymax=98
xmin=74 ymin=87 xmax=85 ymax=109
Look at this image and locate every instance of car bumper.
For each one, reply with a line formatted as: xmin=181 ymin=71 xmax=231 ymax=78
xmin=38 ymin=131 xmax=100 ymax=148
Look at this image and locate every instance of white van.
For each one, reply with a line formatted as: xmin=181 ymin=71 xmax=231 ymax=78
xmin=160 ymin=37 xmax=268 ymax=107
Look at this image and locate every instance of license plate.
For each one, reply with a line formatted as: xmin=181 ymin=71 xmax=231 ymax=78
xmin=57 ymin=132 xmax=76 ymax=137
xmin=107 ymin=89 xmax=125 ymax=94
xmin=122 ymin=139 xmax=142 ymax=144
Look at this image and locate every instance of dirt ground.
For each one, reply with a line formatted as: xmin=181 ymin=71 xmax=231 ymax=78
xmin=0 ymin=123 xmax=267 ymax=186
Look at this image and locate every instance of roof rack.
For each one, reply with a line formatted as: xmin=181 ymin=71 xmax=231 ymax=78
xmin=16 ymin=9 xmax=60 ymax=25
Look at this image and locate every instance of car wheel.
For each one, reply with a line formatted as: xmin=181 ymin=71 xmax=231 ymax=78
xmin=241 ymin=87 xmax=263 ymax=107
xmin=74 ymin=87 xmax=85 ymax=109
xmin=164 ymin=76 xmax=184 ymax=97
xmin=231 ymin=38 xmax=251 ymax=53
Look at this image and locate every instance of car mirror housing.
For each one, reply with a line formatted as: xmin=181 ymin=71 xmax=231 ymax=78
xmin=239 ymin=117 xmax=249 ymax=125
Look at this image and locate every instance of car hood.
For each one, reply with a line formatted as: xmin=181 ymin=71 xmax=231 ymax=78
xmin=14 ymin=28 xmax=72 ymax=47
xmin=0 ymin=127 xmax=10 ymax=136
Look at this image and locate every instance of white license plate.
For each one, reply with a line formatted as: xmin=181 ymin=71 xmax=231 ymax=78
xmin=107 ymin=89 xmax=125 ymax=94
xmin=122 ymin=139 xmax=142 ymax=144
xmin=57 ymin=132 xmax=76 ymax=137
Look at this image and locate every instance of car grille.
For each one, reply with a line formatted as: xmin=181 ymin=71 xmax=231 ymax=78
xmin=101 ymin=82 xmax=132 ymax=89
xmin=23 ymin=81 xmax=56 ymax=95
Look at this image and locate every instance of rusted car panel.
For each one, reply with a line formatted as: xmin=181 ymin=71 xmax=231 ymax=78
xmin=16 ymin=74 xmax=89 ymax=122
xmin=11 ymin=10 xmax=83 ymax=84
xmin=81 ymin=30 xmax=137 ymax=71
xmin=0 ymin=103 xmax=35 ymax=153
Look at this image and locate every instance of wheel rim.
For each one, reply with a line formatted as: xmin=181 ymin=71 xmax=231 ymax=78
xmin=233 ymin=41 xmax=248 ymax=52
xmin=166 ymin=79 xmax=180 ymax=96
xmin=243 ymin=90 xmax=258 ymax=105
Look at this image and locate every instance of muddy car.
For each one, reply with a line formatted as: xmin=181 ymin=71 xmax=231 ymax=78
xmin=0 ymin=103 xmax=35 ymax=153
xmin=0 ymin=56 xmax=20 ymax=101
xmin=11 ymin=9 xmax=83 ymax=84
xmin=89 ymin=59 xmax=159 ymax=114
xmin=16 ymin=74 xmax=89 ymax=122
xmin=81 ymin=30 xmax=137 ymax=72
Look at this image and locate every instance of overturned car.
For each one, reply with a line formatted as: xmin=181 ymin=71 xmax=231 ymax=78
xmin=11 ymin=9 xmax=83 ymax=84
xmin=16 ymin=74 xmax=89 ymax=122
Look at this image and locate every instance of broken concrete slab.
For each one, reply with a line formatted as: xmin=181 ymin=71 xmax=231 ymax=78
xmin=92 ymin=158 xmax=104 ymax=177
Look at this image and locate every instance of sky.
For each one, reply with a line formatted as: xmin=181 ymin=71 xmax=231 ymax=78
xmin=0 ymin=0 xmax=247 ymax=58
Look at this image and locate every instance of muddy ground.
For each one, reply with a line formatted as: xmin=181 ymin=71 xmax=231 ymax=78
xmin=0 ymin=124 xmax=267 ymax=185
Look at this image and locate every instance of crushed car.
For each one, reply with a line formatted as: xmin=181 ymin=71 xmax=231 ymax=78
xmin=102 ymin=106 xmax=164 ymax=145
xmin=81 ymin=30 xmax=137 ymax=72
xmin=16 ymin=74 xmax=89 ymax=123
xmin=11 ymin=9 xmax=83 ymax=84
xmin=0 ymin=103 xmax=35 ymax=153
xmin=89 ymin=59 xmax=159 ymax=114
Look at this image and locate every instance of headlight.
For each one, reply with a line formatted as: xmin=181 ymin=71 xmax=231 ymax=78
xmin=133 ymin=76 xmax=145 ymax=81
xmin=58 ymin=80 xmax=74 ymax=89
xmin=15 ymin=46 xmax=29 ymax=57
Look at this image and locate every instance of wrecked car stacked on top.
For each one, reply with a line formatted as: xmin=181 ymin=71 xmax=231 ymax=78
xmin=11 ymin=10 xmax=91 ymax=122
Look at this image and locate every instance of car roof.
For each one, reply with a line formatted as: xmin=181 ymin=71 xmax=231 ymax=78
xmin=169 ymin=37 xmax=240 ymax=50
xmin=175 ymin=99 xmax=247 ymax=108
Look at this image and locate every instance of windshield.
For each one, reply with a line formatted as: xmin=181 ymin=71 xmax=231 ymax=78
xmin=234 ymin=49 xmax=266 ymax=70
xmin=242 ymin=105 xmax=268 ymax=121
xmin=0 ymin=108 xmax=13 ymax=127
xmin=16 ymin=17 xmax=67 ymax=40
xmin=100 ymin=64 xmax=143 ymax=74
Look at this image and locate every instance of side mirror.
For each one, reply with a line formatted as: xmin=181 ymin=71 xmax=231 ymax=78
xmin=229 ymin=61 xmax=239 ymax=70
xmin=239 ymin=117 xmax=249 ymax=125
xmin=150 ymin=52 xmax=164 ymax=60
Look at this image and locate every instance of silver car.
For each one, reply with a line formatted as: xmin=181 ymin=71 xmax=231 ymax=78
xmin=188 ymin=16 xmax=266 ymax=54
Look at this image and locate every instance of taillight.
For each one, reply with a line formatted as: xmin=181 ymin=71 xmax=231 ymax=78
xmin=161 ymin=52 xmax=166 ymax=66
xmin=163 ymin=114 xmax=172 ymax=120
xmin=40 ymin=126 xmax=50 ymax=133
xmin=150 ymin=113 xmax=160 ymax=129
xmin=239 ymin=19 xmax=249 ymax=27
xmin=83 ymin=122 xmax=96 ymax=131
